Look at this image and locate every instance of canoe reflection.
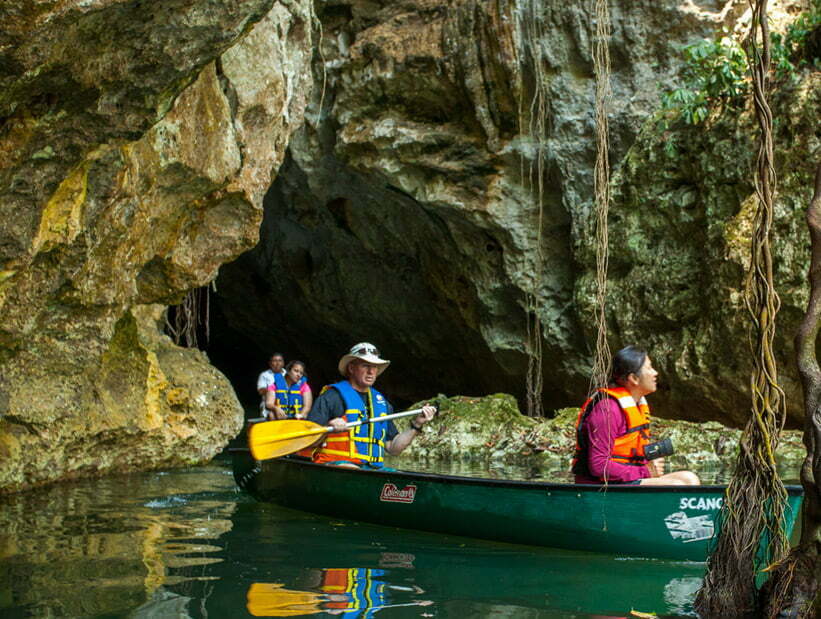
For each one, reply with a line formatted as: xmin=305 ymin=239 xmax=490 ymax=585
xmin=223 ymin=499 xmax=708 ymax=617
xmin=247 ymin=566 xmax=433 ymax=617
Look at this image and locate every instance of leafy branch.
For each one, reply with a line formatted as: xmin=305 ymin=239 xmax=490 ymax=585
xmin=660 ymin=35 xmax=748 ymax=127
xmin=660 ymin=3 xmax=819 ymax=129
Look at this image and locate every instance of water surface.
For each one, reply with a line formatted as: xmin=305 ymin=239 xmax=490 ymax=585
xmin=1 ymin=456 xmax=710 ymax=617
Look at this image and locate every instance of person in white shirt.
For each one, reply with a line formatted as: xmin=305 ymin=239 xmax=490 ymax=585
xmin=256 ymin=352 xmax=285 ymax=413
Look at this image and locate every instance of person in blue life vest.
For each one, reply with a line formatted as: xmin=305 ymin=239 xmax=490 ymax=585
xmin=572 ymin=345 xmax=700 ymax=486
xmin=307 ymin=342 xmax=436 ymax=468
xmin=319 ymin=567 xmax=432 ymax=616
xmin=264 ymin=360 xmax=313 ymax=420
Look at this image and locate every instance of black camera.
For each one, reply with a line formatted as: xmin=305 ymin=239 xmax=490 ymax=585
xmin=644 ymin=437 xmax=674 ymax=461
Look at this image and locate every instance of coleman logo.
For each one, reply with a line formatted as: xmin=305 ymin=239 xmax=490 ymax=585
xmin=380 ymin=483 xmax=417 ymax=503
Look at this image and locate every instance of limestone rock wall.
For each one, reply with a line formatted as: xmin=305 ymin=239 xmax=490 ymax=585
xmin=0 ymin=0 xmax=314 ymax=492
xmin=579 ymin=74 xmax=820 ymax=425
xmin=216 ymin=0 xmax=817 ymax=424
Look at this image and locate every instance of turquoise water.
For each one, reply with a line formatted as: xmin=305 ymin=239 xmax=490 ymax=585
xmin=0 ymin=456 xmax=708 ymax=618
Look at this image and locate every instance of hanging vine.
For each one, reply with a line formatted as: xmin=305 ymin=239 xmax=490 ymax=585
xmin=516 ymin=0 xmax=549 ymax=417
xmin=695 ymin=1 xmax=790 ymax=616
xmin=758 ymin=164 xmax=821 ymax=619
xmin=588 ymin=0 xmax=613 ymax=394
xmin=514 ymin=0 xmax=613 ymax=413
xmin=165 ymin=285 xmax=211 ymax=349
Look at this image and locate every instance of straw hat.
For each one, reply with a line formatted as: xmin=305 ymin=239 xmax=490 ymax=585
xmin=338 ymin=342 xmax=390 ymax=377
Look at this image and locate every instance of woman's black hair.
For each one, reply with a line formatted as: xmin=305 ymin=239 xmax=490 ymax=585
xmin=286 ymin=360 xmax=305 ymax=372
xmin=610 ymin=346 xmax=647 ymax=386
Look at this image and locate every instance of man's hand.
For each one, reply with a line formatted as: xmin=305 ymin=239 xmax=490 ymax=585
xmin=328 ymin=417 xmax=348 ymax=432
xmin=386 ymin=404 xmax=437 ymax=456
xmin=413 ymin=404 xmax=437 ymax=429
xmin=265 ymin=407 xmax=285 ymax=421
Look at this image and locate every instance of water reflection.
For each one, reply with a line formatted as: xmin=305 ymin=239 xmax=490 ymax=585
xmin=0 ymin=459 xmax=706 ymax=618
xmin=246 ymin=564 xmax=434 ymax=617
xmin=246 ymin=583 xmax=324 ymax=616
xmin=0 ymin=466 xmax=238 ymax=617
xmin=203 ymin=499 xmax=705 ymax=618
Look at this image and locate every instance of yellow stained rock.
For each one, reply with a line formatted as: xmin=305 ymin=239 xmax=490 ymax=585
xmin=0 ymin=429 xmax=21 ymax=461
xmin=33 ymin=162 xmax=89 ymax=254
xmin=141 ymin=351 xmax=169 ymax=431
xmin=165 ymin=388 xmax=190 ymax=407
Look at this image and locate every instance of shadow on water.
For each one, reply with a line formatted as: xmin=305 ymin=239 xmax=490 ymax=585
xmin=0 ymin=457 xmax=704 ymax=618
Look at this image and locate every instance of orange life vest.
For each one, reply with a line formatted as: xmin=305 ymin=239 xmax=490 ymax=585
xmin=571 ymin=386 xmax=652 ymax=477
xmin=320 ymin=568 xmax=387 ymax=614
xmin=321 ymin=569 xmax=352 ymax=609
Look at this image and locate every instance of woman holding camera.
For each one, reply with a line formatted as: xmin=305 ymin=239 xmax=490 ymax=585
xmin=571 ymin=346 xmax=700 ymax=486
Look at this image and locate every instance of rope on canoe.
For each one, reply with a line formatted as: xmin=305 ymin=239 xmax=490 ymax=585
xmin=696 ymin=1 xmax=789 ymax=615
xmin=588 ymin=0 xmax=613 ymax=395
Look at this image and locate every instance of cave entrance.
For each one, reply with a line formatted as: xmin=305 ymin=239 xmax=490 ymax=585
xmin=166 ymin=152 xmax=544 ymax=420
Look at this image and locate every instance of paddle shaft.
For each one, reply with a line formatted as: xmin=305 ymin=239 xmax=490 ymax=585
xmin=256 ymin=407 xmax=427 ymax=444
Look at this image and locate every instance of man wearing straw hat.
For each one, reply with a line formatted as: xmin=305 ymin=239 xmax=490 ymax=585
xmin=307 ymin=342 xmax=436 ymax=468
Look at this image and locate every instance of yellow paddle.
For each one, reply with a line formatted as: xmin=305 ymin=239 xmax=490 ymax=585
xmin=246 ymin=583 xmax=324 ymax=617
xmin=248 ymin=406 xmax=430 ymax=461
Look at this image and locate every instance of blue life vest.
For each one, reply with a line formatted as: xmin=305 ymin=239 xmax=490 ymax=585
xmin=274 ymin=374 xmax=307 ymax=418
xmin=273 ymin=373 xmax=288 ymax=406
xmin=319 ymin=381 xmax=391 ymax=467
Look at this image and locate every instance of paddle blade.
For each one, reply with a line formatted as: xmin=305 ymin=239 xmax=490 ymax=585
xmin=248 ymin=419 xmax=326 ymax=461
xmin=246 ymin=583 xmax=324 ymax=617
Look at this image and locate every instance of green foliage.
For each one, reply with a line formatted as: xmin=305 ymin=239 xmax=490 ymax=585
xmin=771 ymin=2 xmax=821 ymax=79
xmin=657 ymin=3 xmax=819 ymax=149
xmin=660 ymin=35 xmax=748 ymax=128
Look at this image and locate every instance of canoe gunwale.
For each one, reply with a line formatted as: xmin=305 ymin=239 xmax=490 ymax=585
xmin=228 ymin=447 xmax=803 ymax=496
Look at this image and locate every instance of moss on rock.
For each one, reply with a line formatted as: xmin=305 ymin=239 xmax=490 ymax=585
xmin=402 ymin=394 xmax=805 ymax=482
xmin=403 ymin=393 xmax=537 ymax=460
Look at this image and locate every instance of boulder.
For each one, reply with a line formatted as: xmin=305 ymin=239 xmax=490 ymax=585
xmin=0 ymin=0 xmax=315 ymax=492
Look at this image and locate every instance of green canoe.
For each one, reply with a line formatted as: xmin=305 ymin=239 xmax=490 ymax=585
xmin=232 ymin=448 xmax=803 ymax=562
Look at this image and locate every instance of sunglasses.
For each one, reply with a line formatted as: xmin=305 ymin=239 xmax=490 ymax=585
xmin=352 ymin=344 xmax=380 ymax=357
